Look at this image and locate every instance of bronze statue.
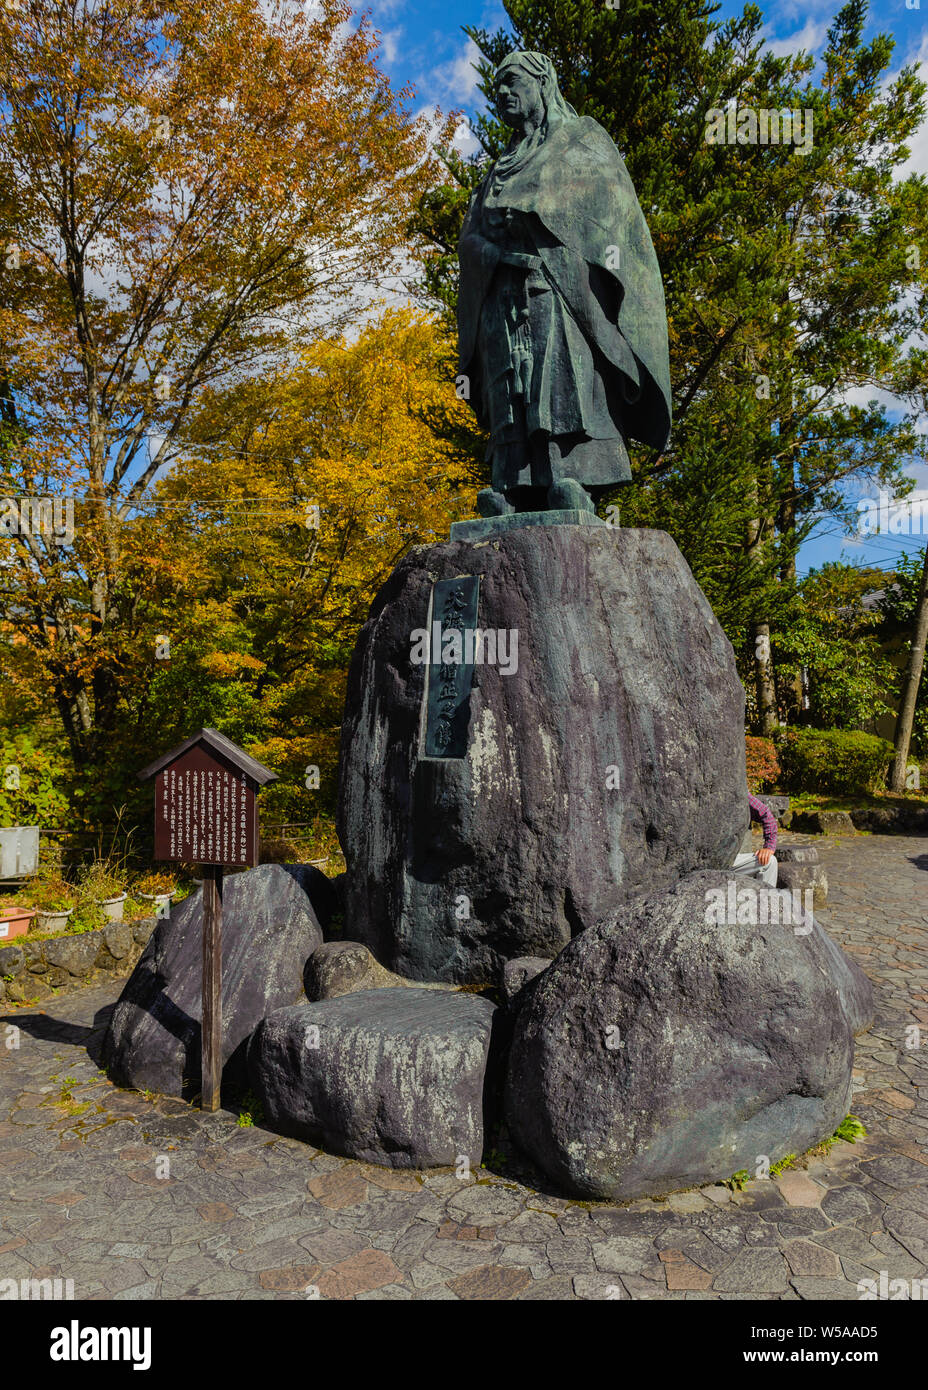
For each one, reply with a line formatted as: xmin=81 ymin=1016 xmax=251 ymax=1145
xmin=457 ymin=50 xmax=672 ymax=516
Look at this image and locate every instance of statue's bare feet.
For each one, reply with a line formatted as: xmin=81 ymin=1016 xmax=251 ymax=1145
xmin=476 ymin=488 xmax=515 ymax=517
xmin=548 ymin=479 xmax=595 ymax=512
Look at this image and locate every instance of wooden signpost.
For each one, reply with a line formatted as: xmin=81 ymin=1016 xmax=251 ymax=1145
xmin=139 ymin=728 xmax=277 ymax=1112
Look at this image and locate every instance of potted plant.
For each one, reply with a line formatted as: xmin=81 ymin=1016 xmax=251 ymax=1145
xmin=79 ymin=859 xmax=128 ymax=922
xmin=26 ymin=872 xmax=76 ymax=932
xmin=134 ymin=869 xmax=177 ymax=918
xmin=0 ymin=901 xmax=36 ymax=940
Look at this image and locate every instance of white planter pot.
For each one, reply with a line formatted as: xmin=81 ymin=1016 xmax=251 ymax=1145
xmin=37 ymin=908 xmax=73 ymax=932
xmin=97 ymin=893 xmax=127 ymax=922
xmin=139 ymin=891 xmax=173 ymax=918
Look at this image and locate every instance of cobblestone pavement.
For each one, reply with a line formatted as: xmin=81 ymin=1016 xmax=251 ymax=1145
xmin=2 ymin=831 xmax=927 ymax=1301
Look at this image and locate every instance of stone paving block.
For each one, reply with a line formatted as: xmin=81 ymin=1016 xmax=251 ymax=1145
xmin=420 ymin=1237 xmax=502 ymax=1273
xmin=229 ymin=1238 xmax=316 ymax=1272
xmin=196 ymin=1201 xmax=239 ymax=1223
xmin=667 ymin=1191 xmax=710 ymax=1214
xmin=316 ymin=1248 xmax=403 ymax=1299
xmin=703 ymin=1185 xmax=732 ymax=1206
xmin=496 ymin=1242 xmax=547 ymax=1269
xmin=445 ymin=1184 xmax=524 ymax=1227
xmin=619 ymin=1274 xmax=686 ymax=1299
xmin=790 ymin=1277 xmax=860 ymax=1300
xmin=112 ymin=1281 xmax=160 ymax=1300
xmin=862 ymin=1155 xmax=928 ymax=1189
xmin=882 ymin=1207 xmax=928 ymax=1263
xmin=356 ymin=1282 xmax=412 ymax=1300
xmin=545 ymin=1236 xmax=595 ymax=1274
xmin=783 ymin=1240 xmax=841 ymax=1277
xmin=665 ymin=1257 xmax=713 ymax=1290
xmin=306 ymin=1168 xmax=369 ymax=1210
xmin=102 ymin=1259 xmax=152 ymax=1293
xmin=298 ymin=1229 xmax=369 ymax=1264
xmin=591 ymin=1235 xmax=656 ymax=1274
xmin=669 ymin=1233 xmax=736 ymax=1274
xmin=498 ymin=1210 xmax=561 ymax=1244
xmin=256 ymin=1265 xmax=322 ymax=1293
xmin=572 ymin=1273 xmax=622 ymax=1299
xmin=354 ymin=1164 xmax=424 ymax=1193
xmin=712 ymin=1249 xmax=790 ymax=1293
xmin=409 ymin=1260 xmax=449 ymax=1289
xmin=517 ymin=1274 xmax=576 ymax=1299
xmin=448 ymin=1264 xmax=533 ymax=1299
xmin=773 ymin=1171 xmax=826 ymax=1207
xmin=820 ymin=1185 xmax=874 ymax=1224
xmin=770 ymin=1208 xmax=832 ymax=1235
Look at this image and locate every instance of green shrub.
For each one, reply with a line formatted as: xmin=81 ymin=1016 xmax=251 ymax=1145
xmin=0 ymin=736 xmax=70 ymax=827
xmin=775 ymin=728 xmax=893 ymax=796
xmin=745 ymin=736 xmax=780 ymax=792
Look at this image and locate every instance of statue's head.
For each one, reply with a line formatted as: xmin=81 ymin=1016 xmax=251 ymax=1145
xmin=492 ymin=51 xmax=576 ymax=134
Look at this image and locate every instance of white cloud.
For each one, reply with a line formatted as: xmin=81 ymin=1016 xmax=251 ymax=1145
xmin=379 ymin=28 xmax=403 ymax=66
xmin=764 ymin=19 xmax=830 ymax=61
xmin=425 ymin=37 xmax=484 ymax=106
xmin=364 ymin=0 xmax=407 ymax=17
xmin=451 ymin=119 xmax=480 ymax=158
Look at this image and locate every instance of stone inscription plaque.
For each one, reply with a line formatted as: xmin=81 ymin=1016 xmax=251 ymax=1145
xmin=424 ymin=575 xmax=480 ymax=759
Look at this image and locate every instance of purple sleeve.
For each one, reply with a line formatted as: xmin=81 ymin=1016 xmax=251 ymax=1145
xmin=748 ymin=793 xmax=778 ymax=850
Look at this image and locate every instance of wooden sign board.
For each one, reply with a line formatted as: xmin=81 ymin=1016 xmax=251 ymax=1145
xmin=139 ymin=727 xmax=277 ymax=869
xmin=138 ymin=729 xmax=278 ymax=1112
xmin=153 ymin=746 xmax=257 ymax=867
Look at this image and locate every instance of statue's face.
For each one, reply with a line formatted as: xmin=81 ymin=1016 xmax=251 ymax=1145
xmin=494 ymin=67 xmax=544 ymax=131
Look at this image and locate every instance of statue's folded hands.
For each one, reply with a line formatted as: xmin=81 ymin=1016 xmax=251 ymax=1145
xmin=500 ymin=250 xmax=542 ymax=270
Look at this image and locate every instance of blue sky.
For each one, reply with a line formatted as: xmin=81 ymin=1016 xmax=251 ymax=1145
xmin=363 ymin=0 xmax=928 ymax=581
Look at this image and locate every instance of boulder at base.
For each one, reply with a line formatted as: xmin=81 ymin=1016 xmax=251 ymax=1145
xmin=248 ymin=988 xmax=497 ymax=1167
xmin=504 ymin=871 xmax=857 ymax=1201
xmin=337 ymin=524 xmax=747 ymax=984
xmin=102 ymin=864 xmax=333 ymax=1098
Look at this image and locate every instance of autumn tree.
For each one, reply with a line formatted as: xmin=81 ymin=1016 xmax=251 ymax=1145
xmin=111 ymin=308 xmax=476 ymax=828
xmin=0 ymin=0 xmax=447 ymax=782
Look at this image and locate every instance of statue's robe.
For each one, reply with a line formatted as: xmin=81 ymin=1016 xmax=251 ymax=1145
xmin=458 ymin=115 xmax=671 ymax=493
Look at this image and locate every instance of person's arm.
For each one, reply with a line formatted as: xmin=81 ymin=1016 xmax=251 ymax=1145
xmin=748 ymin=792 xmax=778 ymax=858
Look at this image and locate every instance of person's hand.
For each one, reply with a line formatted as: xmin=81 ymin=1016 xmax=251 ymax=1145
xmin=501 ymin=251 xmax=542 ymax=270
xmin=756 ymin=847 xmax=774 ymax=866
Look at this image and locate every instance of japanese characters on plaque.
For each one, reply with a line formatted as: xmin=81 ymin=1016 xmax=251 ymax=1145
xmin=423 ymin=575 xmax=480 ymax=760
xmin=153 ymin=747 xmax=258 ymax=866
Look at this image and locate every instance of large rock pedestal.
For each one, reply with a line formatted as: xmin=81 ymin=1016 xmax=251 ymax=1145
xmin=102 ymin=864 xmax=332 ymax=1098
xmin=503 ymin=871 xmax=858 ymax=1201
xmin=248 ymin=989 xmax=498 ymax=1167
xmin=337 ymin=523 xmax=748 ymax=984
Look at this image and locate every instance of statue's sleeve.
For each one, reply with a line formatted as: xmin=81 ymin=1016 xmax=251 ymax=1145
xmin=457 ymin=192 xmax=501 ymax=377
